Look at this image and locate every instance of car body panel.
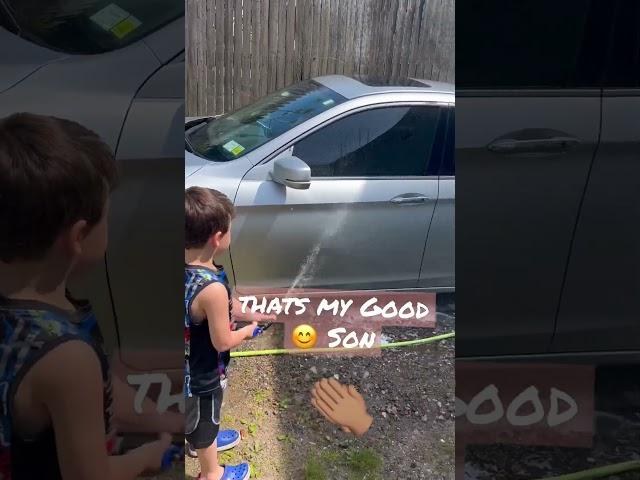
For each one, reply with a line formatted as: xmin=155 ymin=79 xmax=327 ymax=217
xmin=552 ymin=91 xmax=640 ymax=352
xmin=456 ymin=91 xmax=600 ymax=356
xmin=233 ymin=161 xmax=439 ymax=290
xmin=0 ymin=29 xmax=66 ymax=93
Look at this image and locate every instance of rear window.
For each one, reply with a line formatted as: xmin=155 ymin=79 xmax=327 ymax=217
xmin=186 ymin=80 xmax=347 ymax=162
xmin=353 ymin=75 xmax=428 ymax=87
xmin=1 ymin=1 xmax=183 ymax=54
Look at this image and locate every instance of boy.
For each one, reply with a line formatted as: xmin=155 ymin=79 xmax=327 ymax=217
xmin=184 ymin=187 xmax=273 ymax=480
xmin=0 ymin=113 xmax=173 ymax=479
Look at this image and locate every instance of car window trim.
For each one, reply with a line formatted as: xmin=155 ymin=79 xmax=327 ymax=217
xmin=456 ymin=88 xmax=601 ymax=98
xmin=258 ymin=100 xmax=453 ymax=180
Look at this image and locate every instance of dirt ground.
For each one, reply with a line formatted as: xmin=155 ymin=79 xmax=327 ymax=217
xmin=184 ymin=311 xmax=455 ymax=480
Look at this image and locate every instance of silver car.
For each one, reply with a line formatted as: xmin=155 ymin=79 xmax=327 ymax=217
xmin=185 ymin=75 xmax=455 ymax=293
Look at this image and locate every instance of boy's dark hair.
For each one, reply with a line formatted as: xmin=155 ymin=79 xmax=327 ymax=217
xmin=0 ymin=113 xmax=118 ymax=262
xmin=185 ymin=187 xmax=235 ymax=249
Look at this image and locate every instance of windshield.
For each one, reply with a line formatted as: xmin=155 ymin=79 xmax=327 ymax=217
xmin=1 ymin=0 xmax=183 ymax=54
xmin=186 ymin=80 xmax=347 ymax=162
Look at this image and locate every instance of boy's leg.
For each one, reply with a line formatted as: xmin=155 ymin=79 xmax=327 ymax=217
xmin=186 ymin=390 xmax=224 ymax=480
xmin=197 ymin=441 xmax=224 ymax=480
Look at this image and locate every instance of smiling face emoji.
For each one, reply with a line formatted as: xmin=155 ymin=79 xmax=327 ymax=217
xmin=292 ymin=324 xmax=317 ymax=349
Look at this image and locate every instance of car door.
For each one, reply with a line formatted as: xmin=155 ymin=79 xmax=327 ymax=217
xmin=553 ymin=1 xmax=640 ymax=353
xmin=105 ymin=52 xmax=185 ymax=368
xmin=231 ymin=103 xmax=447 ymax=291
xmin=419 ymin=107 xmax=455 ymax=290
xmin=456 ymin=1 xmax=610 ymax=356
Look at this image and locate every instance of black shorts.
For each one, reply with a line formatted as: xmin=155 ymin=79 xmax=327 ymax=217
xmin=185 ymin=388 xmax=223 ymax=449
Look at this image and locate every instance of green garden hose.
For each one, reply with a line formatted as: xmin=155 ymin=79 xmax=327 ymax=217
xmin=230 ymin=331 xmax=455 ymax=357
xmin=535 ymin=460 xmax=640 ymax=480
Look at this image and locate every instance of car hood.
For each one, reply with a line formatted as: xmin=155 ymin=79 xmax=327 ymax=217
xmin=184 ymin=151 xmax=253 ymax=201
xmin=0 ymin=29 xmax=66 ymax=94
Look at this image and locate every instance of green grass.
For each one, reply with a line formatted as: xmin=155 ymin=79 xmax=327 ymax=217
xmin=304 ymin=448 xmax=383 ymax=480
xmin=346 ymin=448 xmax=383 ymax=478
xmin=304 ymin=455 xmax=328 ymax=480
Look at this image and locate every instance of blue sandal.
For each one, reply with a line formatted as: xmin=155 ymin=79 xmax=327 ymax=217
xmin=220 ymin=463 xmax=250 ymax=480
xmin=216 ymin=429 xmax=241 ymax=452
xmin=187 ymin=429 xmax=241 ymax=457
xmin=198 ymin=463 xmax=250 ymax=480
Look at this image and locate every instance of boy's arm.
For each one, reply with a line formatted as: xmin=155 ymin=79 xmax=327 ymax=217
xmin=197 ymin=283 xmax=256 ymax=351
xmin=232 ymin=297 xmax=276 ymax=323
xmin=33 ymin=340 xmax=168 ymax=480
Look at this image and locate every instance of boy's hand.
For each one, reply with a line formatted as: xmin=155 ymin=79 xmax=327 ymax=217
xmin=139 ymin=433 xmax=173 ymax=475
xmin=253 ymin=312 xmax=277 ymax=322
xmin=243 ymin=321 xmax=259 ymax=339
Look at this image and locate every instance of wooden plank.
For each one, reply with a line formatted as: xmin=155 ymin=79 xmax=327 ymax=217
xmin=418 ymin=0 xmax=435 ymax=80
xmin=261 ymin=0 xmax=270 ymax=96
xmin=328 ymin=0 xmax=338 ymax=74
xmin=356 ymin=2 xmax=371 ymax=75
xmin=397 ymin=0 xmax=413 ymax=81
xmin=285 ymin=0 xmax=296 ymax=85
xmin=321 ymin=0 xmax=331 ymax=75
xmin=233 ymin=0 xmax=243 ymax=110
xmin=407 ymin=0 xmax=424 ymax=79
xmin=310 ymin=0 xmax=320 ymax=76
xmin=267 ymin=0 xmax=278 ymax=92
xmin=224 ymin=0 xmax=232 ymax=112
xmin=205 ymin=1 xmax=215 ymax=114
xmin=390 ymin=0 xmax=404 ymax=82
xmin=277 ymin=0 xmax=287 ymax=88
xmin=241 ymin=0 xmax=251 ymax=106
xmin=252 ymin=0 xmax=262 ymax=100
xmin=215 ymin=1 xmax=225 ymax=112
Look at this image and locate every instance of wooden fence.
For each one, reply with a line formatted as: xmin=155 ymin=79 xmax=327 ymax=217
xmin=186 ymin=0 xmax=455 ymax=116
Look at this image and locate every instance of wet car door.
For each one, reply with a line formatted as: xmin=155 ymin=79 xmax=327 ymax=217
xmin=231 ymin=103 xmax=447 ymax=291
xmin=553 ymin=1 xmax=640 ymax=353
xmin=419 ymin=107 xmax=455 ymax=291
xmin=456 ymin=1 xmax=609 ymax=355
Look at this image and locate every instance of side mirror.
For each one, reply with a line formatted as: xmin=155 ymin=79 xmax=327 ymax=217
xmin=270 ymin=156 xmax=311 ymax=190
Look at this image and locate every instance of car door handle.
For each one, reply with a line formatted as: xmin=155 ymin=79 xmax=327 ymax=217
xmin=390 ymin=194 xmax=431 ymax=204
xmin=488 ymin=136 xmax=580 ymax=154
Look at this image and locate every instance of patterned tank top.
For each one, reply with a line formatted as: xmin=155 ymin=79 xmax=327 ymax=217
xmin=0 ymin=294 xmax=114 ymax=480
xmin=184 ymin=264 xmax=232 ymax=397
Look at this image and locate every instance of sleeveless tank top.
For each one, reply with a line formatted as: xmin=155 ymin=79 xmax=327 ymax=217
xmin=0 ymin=294 xmax=114 ymax=479
xmin=184 ymin=265 xmax=232 ymax=397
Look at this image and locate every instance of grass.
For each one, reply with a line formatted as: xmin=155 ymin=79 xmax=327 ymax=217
xmin=304 ymin=455 xmax=328 ymax=480
xmin=304 ymin=447 xmax=383 ymax=480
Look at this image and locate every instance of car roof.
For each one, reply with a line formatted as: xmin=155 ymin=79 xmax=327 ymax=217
xmin=314 ymin=74 xmax=454 ymax=99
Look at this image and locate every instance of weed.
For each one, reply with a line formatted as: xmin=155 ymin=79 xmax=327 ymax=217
xmin=253 ymin=390 xmax=268 ymax=404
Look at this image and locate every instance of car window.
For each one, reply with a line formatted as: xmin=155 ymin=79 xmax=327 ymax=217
xmin=604 ymin=1 xmax=640 ymax=88
xmin=440 ymin=109 xmax=455 ymax=176
xmin=457 ymin=0 xmax=610 ymax=89
xmin=187 ymin=80 xmax=346 ymax=162
xmin=292 ymin=106 xmax=444 ymax=177
xmin=1 ymin=0 xmax=183 ymax=54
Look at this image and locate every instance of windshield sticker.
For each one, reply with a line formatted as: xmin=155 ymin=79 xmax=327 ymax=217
xmin=111 ymin=16 xmax=142 ymax=39
xmin=90 ymin=4 xmax=130 ymax=30
xmin=322 ymin=99 xmax=335 ymax=106
xmin=91 ymin=4 xmax=141 ymax=39
xmin=223 ymin=140 xmax=246 ymax=156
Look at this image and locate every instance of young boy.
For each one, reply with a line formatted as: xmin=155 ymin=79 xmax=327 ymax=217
xmin=184 ymin=187 xmax=273 ymax=480
xmin=0 ymin=113 xmax=173 ymax=479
